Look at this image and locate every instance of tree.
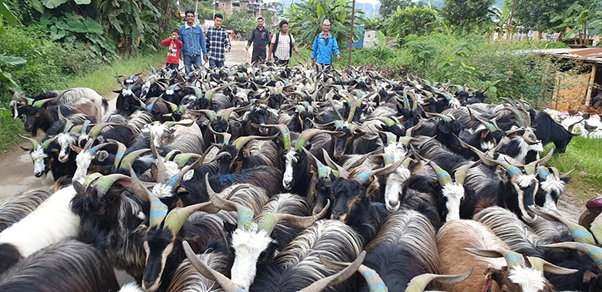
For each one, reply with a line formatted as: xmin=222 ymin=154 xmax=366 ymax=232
xmin=387 ymin=6 xmax=441 ymax=38
xmin=551 ymin=0 xmax=599 ymax=45
xmin=442 ymin=0 xmax=495 ymax=29
xmin=378 ymin=0 xmax=410 ymax=17
xmin=265 ymin=2 xmax=284 ymax=15
xmin=285 ymin=0 xmax=364 ymax=46
xmin=513 ymin=0 xmax=574 ymax=32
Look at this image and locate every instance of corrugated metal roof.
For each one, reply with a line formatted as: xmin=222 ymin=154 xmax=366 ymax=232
xmin=530 ymin=48 xmax=602 ymax=64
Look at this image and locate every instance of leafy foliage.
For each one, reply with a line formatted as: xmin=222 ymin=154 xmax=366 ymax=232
xmin=387 ymin=5 xmax=441 ymax=39
xmin=223 ymin=11 xmax=256 ymax=36
xmin=513 ymin=0 xmax=575 ymax=32
xmin=285 ymin=0 xmax=364 ymax=46
xmin=0 ymin=0 xmax=21 ymax=25
xmin=442 ymin=0 xmax=495 ymax=30
xmin=550 ymin=0 xmax=600 ymax=45
xmin=378 ymin=0 xmax=410 ymax=17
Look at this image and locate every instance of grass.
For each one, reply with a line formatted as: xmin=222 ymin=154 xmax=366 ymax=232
xmin=70 ymin=52 xmax=165 ymax=95
xmin=547 ymin=137 xmax=602 ymax=200
xmin=0 ymin=52 xmax=166 ymax=153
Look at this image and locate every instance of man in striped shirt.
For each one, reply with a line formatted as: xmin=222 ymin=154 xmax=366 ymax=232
xmin=268 ymin=20 xmax=300 ymax=66
xmin=204 ymin=14 xmax=231 ymax=68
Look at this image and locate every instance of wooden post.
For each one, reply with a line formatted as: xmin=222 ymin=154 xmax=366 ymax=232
xmin=348 ymin=0 xmax=356 ymax=67
xmin=585 ymin=64 xmax=598 ymax=107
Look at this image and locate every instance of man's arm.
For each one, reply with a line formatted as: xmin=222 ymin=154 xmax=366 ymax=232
xmin=268 ymin=43 xmax=275 ymax=60
xmin=246 ymin=28 xmax=254 ymax=50
xmin=225 ymin=31 xmax=231 ymax=52
xmin=292 ymin=35 xmax=299 ymax=55
xmin=332 ymin=37 xmax=341 ymax=59
xmin=311 ymin=36 xmax=318 ymax=61
xmin=200 ymin=28 xmax=208 ymax=56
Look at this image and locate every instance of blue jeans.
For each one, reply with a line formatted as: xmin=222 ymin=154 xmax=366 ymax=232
xmin=209 ymin=58 xmax=224 ymax=68
xmin=183 ymin=55 xmax=202 ymax=73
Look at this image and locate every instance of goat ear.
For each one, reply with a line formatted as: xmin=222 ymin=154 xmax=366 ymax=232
xmin=73 ymin=180 xmax=85 ymax=195
xmin=97 ymin=150 xmax=109 ymax=162
xmin=70 ymin=144 xmax=82 ymax=153
xmin=223 ymin=222 xmax=237 ymax=234
xmin=20 ymin=146 xmax=31 ymax=151
xmin=151 ymin=163 xmax=159 ymax=181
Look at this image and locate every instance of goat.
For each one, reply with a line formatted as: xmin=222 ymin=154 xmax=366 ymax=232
xmin=0 ymin=185 xmax=79 ymax=274
xmin=207 ymin=179 xmax=328 ymax=290
xmin=438 ymin=220 xmax=576 ymax=292
xmin=0 ymin=240 xmax=119 ymax=292
xmin=0 ymin=190 xmax=51 ymax=232
xmin=533 ymin=110 xmax=577 ymax=153
xmin=360 ymin=210 xmax=440 ymax=291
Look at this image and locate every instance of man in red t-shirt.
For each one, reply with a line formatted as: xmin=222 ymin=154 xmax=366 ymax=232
xmin=160 ymin=30 xmax=183 ymax=70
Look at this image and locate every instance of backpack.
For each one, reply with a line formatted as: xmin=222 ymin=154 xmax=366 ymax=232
xmin=273 ymin=33 xmax=293 ymax=58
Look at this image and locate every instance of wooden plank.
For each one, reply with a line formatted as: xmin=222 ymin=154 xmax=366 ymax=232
xmin=585 ymin=64 xmax=598 ymax=106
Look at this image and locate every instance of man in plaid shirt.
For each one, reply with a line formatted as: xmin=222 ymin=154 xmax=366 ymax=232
xmin=204 ymin=13 xmax=231 ymax=68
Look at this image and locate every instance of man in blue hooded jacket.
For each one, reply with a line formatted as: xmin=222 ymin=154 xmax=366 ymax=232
xmin=179 ymin=10 xmax=208 ymax=73
xmin=311 ymin=19 xmax=341 ymax=71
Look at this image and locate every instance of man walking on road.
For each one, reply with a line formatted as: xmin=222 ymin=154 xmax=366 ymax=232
xmin=246 ymin=17 xmax=271 ymax=64
xmin=179 ymin=10 xmax=208 ymax=73
xmin=268 ymin=20 xmax=299 ymax=66
xmin=205 ymin=13 xmax=231 ymax=68
xmin=311 ymin=19 xmax=341 ymax=72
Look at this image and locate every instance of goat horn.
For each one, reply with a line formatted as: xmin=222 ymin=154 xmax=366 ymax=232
xmin=164 ymin=119 xmax=194 ymax=128
xmin=455 ymin=160 xmax=481 ymax=185
xmin=406 ymin=268 xmax=473 ymax=292
xmin=464 ymin=248 xmax=525 ymax=269
xmin=259 ymin=200 xmax=330 ymax=235
xmin=300 ymin=251 xmax=367 ymax=292
xmin=205 ymin=174 xmax=254 ymax=229
xmin=94 ymin=174 xmax=130 ymax=197
xmin=374 ymin=117 xmax=397 ymax=127
xmin=295 ymin=129 xmax=339 ymax=151
xmin=128 ymin=165 xmax=150 ymax=202
xmin=188 ymin=109 xmax=217 ymax=120
xmin=87 ymin=142 xmax=111 ymax=155
xmin=182 ymin=241 xmax=242 ymax=292
xmin=320 ymin=261 xmax=386 ymax=292
xmin=425 ymin=112 xmax=453 ymax=122
xmin=526 ymin=256 xmax=578 ymax=275
xmin=110 ymin=140 xmax=128 ymax=168
xmin=252 ymin=123 xmax=291 ymax=151
xmin=428 ymin=160 xmax=453 ymax=186
xmin=12 ymin=89 xmax=27 ymax=102
xmin=164 ymin=201 xmax=219 ymax=234
xmin=354 ymin=158 xmax=407 ymax=184
xmin=18 ymin=133 xmax=40 ymax=149
xmin=119 ymin=149 xmax=151 ymax=170
xmin=173 ymin=153 xmax=202 ymax=168
xmin=149 ymin=192 xmax=169 ymax=228
xmin=539 ymin=242 xmax=602 ymax=270
xmin=82 ymin=173 xmax=104 ymax=193
xmin=322 ymin=149 xmax=349 ymax=179
xmin=232 ymin=134 xmax=278 ymax=151
xmin=220 ymin=107 xmax=237 ymax=120
xmin=150 ymin=132 xmax=170 ymax=183
xmin=165 ymin=156 xmax=204 ymax=189
xmin=302 ymin=148 xmax=331 ymax=179
xmin=42 ymin=136 xmax=58 ymax=149
xmin=529 ymin=206 xmax=595 ymax=245
xmin=559 ymin=168 xmax=575 ymax=179
xmin=89 ymin=123 xmax=119 ymax=140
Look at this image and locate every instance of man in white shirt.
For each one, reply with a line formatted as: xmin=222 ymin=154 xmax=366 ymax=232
xmin=268 ymin=20 xmax=300 ymax=66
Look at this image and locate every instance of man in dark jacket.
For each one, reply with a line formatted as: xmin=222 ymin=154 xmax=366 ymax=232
xmin=246 ymin=17 xmax=270 ymax=64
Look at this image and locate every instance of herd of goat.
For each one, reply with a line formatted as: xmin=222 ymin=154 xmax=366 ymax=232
xmin=2 ymin=63 xmax=602 ymax=292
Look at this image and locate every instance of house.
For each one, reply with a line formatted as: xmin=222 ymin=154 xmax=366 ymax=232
xmin=214 ymin=0 xmax=263 ymax=16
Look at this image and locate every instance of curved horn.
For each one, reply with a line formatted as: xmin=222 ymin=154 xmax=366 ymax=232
xmin=232 ymin=134 xmax=278 ymax=151
xmin=164 ymin=201 xmax=220 ymax=234
xmin=89 ymin=123 xmax=119 ymax=140
xmin=429 ymin=160 xmax=453 ymax=186
xmin=529 ymin=206 xmax=595 ymax=245
xmin=406 ymin=269 xmax=473 ymax=292
xmin=118 ymin=149 xmax=151 ymax=170
xmin=464 ymin=248 xmax=525 ymax=269
xmin=205 ymin=174 xmax=254 ymax=229
xmin=128 ymin=165 xmax=150 ymax=202
xmin=252 ymin=123 xmax=291 ymax=151
xmin=150 ymin=132 xmax=170 ymax=183
xmin=539 ymin=242 xmax=602 ymax=270
xmin=259 ymin=200 xmax=330 ymax=235
xmin=12 ymin=89 xmax=27 ymax=102
xmin=526 ymin=256 xmax=578 ymax=275
xmin=110 ymin=140 xmax=128 ymax=168
xmin=300 ymin=251 xmax=367 ymax=292
xmin=455 ymin=160 xmax=481 ymax=185
xmin=18 ymin=133 xmax=40 ymax=149
xmin=322 ymin=149 xmax=349 ymax=179
xmin=182 ymin=241 xmax=241 ymax=292
xmin=94 ymin=174 xmax=130 ymax=197
xmin=295 ymin=129 xmax=339 ymax=151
